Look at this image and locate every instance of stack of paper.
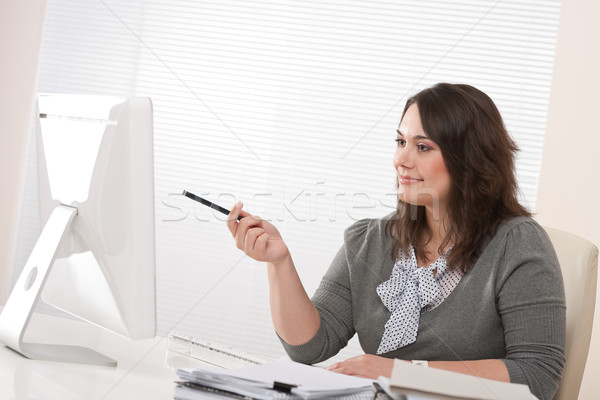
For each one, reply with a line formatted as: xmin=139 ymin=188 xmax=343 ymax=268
xmin=175 ymin=357 xmax=373 ymax=400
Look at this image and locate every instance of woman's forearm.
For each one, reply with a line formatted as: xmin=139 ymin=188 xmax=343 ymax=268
xmin=428 ymin=359 xmax=510 ymax=382
xmin=267 ymin=255 xmax=321 ymax=345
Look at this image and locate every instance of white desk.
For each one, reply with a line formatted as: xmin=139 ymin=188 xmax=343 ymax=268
xmin=2 ymin=312 xmax=519 ymax=400
xmin=0 ymin=312 xmax=254 ymax=399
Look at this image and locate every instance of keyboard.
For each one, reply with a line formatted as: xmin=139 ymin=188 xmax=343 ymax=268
xmin=167 ymin=331 xmax=270 ymax=369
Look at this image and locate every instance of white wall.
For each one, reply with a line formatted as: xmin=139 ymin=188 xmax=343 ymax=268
xmin=535 ymin=0 xmax=600 ymax=399
xmin=0 ymin=0 xmax=47 ymax=303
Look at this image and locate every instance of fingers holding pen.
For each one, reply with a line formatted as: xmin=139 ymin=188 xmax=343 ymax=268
xmin=226 ymin=202 xmax=265 ymax=252
xmin=182 ymin=194 xmax=282 ymax=261
xmin=225 ymin=201 xmax=249 ymax=237
xmin=226 ymin=201 xmax=290 ymax=263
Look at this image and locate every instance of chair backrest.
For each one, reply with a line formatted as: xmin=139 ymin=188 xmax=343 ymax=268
xmin=544 ymin=227 xmax=598 ymax=400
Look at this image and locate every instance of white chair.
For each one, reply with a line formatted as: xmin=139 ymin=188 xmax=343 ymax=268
xmin=544 ymin=227 xmax=598 ymax=400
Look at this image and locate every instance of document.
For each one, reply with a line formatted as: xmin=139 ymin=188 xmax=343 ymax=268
xmin=384 ymin=360 xmax=537 ymax=400
xmin=175 ymin=357 xmax=373 ymax=400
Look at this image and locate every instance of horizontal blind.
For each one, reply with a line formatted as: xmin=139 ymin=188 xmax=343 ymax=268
xmin=15 ymin=0 xmax=561 ymax=362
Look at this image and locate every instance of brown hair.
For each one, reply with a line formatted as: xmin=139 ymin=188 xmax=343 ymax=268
xmin=386 ymin=83 xmax=530 ymax=272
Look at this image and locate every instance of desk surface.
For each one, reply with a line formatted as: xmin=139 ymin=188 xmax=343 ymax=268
xmin=0 ymin=312 xmax=252 ymax=400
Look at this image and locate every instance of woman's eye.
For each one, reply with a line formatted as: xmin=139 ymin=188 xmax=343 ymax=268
xmin=417 ymin=144 xmax=430 ymax=152
xmin=395 ymin=138 xmax=406 ymax=146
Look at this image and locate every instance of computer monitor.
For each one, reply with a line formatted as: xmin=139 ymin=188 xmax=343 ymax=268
xmin=0 ymin=94 xmax=156 ymax=366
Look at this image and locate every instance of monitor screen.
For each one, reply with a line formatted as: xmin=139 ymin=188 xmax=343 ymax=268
xmin=0 ymin=94 xmax=156 ymax=365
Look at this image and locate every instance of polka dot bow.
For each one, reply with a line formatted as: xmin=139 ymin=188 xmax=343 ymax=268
xmin=375 ymin=245 xmax=449 ymax=354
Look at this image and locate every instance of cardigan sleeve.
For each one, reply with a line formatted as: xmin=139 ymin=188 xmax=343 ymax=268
xmin=279 ymin=218 xmax=371 ymax=364
xmin=496 ymin=220 xmax=566 ymax=400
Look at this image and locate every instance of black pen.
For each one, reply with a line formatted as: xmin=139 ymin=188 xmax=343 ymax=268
xmin=182 ymin=190 xmax=243 ymax=220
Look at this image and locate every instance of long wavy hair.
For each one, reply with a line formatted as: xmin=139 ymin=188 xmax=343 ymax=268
xmin=386 ymin=83 xmax=530 ymax=272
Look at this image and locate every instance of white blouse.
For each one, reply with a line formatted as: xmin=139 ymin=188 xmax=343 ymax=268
xmin=375 ymin=244 xmax=464 ymax=354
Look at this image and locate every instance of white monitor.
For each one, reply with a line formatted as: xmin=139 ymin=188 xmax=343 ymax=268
xmin=0 ymin=94 xmax=156 ymax=366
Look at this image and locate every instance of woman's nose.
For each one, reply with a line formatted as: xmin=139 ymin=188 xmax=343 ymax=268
xmin=393 ymin=146 xmax=412 ymax=170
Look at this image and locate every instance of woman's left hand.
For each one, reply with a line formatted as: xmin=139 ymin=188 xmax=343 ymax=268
xmin=325 ymin=354 xmax=396 ymax=379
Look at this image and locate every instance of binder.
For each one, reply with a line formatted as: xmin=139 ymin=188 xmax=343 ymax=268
xmin=381 ymin=360 xmax=537 ymax=400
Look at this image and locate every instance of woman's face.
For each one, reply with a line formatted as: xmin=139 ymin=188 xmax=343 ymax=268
xmin=393 ymin=103 xmax=451 ymax=218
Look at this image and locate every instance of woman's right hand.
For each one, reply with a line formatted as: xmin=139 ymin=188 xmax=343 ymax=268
xmin=227 ymin=201 xmax=320 ymax=345
xmin=226 ymin=202 xmax=290 ymax=265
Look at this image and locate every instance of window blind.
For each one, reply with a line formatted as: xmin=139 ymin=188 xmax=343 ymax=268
xmin=16 ymin=0 xmax=561 ymax=362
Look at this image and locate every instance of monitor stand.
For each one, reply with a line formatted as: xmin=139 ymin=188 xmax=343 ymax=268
xmin=0 ymin=204 xmax=116 ymax=366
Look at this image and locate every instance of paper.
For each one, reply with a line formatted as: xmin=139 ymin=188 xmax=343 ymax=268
xmin=387 ymin=360 xmax=537 ymax=400
xmin=177 ymin=357 xmax=373 ymax=400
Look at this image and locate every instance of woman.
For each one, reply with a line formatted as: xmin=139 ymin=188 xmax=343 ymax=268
xmin=226 ymin=83 xmax=565 ymax=400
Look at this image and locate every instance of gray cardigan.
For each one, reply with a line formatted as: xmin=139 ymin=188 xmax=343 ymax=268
xmin=281 ymin=216 xmax=566 ymax=400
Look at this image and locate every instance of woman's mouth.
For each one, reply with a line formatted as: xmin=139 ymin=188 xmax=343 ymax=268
xmin=398 ymin=175 xmax=423 ymax=185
